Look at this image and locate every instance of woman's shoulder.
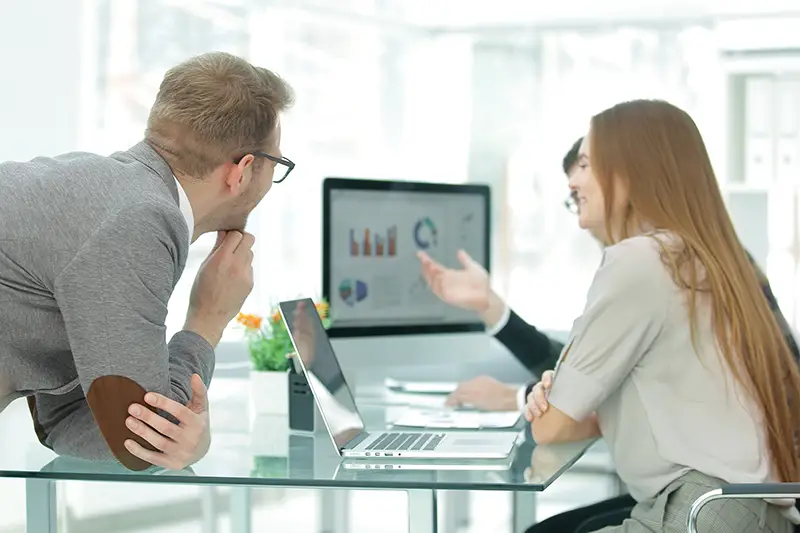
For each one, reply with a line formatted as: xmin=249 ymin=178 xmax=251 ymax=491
xmin=603 ymin=232 xmax=674 ymax=271
xmin=582 ymin=233 xmax=676 ymax=332
xmin=590 ymin=232 xmax=680 ymax=301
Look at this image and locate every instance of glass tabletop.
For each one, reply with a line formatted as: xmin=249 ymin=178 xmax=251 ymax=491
xmin=0 ymin=378 xmax=595 ymax=492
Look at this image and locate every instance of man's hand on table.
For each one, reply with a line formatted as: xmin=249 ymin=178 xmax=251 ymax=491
xmin=124 ymin=374 xmax=211 ymax=470
xmin=445 ymin=375 xmax=518 ymax=411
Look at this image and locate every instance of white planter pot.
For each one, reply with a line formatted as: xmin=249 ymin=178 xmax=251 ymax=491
xmin=249 ymin=370 xmax=289 ymax=416
xmin=250 ymin=414 xmax=289 ymax=457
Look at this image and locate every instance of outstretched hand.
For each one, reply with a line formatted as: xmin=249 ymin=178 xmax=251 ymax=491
xmin=417 ymin=249 xmax=491 ymax=312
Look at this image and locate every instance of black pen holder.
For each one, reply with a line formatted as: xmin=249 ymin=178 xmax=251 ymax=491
xmin=288 ymin=368 xmax=315 ymax=432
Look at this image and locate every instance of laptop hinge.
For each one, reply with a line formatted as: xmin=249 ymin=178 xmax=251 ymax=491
xmin=342 ymin=431 xmax=371 ymax=450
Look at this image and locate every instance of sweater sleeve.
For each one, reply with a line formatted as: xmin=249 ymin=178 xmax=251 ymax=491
xmin=33 ymin=203 xmax=214 ymax=466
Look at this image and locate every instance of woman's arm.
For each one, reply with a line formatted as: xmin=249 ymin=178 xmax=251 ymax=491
xmin=534 ymin=237 xmax=669 ymax=443
xmin=531 ymin=408 xmax=600 ymax=444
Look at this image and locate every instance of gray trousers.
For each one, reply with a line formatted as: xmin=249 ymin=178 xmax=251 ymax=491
xmin=594 ymin=471 xmax=794 ymax=533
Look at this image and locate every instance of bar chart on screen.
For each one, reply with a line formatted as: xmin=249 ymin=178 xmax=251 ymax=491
xmin=348 ymin=226 xmax=398 ymax=257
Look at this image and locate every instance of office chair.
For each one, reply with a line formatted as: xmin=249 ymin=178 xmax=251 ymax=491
xmin=687 ymin=483 xmax=800 ymax=533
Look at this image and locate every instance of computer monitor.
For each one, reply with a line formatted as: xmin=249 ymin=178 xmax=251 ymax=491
xmin=322 ymin=177 xmax=491 ymax=338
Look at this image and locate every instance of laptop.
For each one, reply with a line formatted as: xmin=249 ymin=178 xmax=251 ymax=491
xmin=278 ymin=298 xmax=520 ymax=460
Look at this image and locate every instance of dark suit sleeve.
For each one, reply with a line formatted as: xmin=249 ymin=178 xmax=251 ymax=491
xmin=494 ymin=309 xmax=564 ymax=377
xmin=745 ymin=251 xmax=800 ymax=364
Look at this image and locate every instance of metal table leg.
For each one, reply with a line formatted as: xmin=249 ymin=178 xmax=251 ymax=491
xmin=26 ymin=478 xmax=57 ymax=533
xmin=408 ymin=489 xmax=438 ymax=533
xmin=201 ymin=486 xmax=217 ymax=533
xmin=230 ymin=486 xmax=252 ymax=533
xmin=319 ymin=489 xmax=349 ymax=533
xmin=442 ymin=491 xmax=469 ymax=533
xmin=512 ymin=491 xmax=537 ymax=533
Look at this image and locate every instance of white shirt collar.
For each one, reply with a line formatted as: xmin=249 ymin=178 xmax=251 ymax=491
xmin=173 ymin=176 xmax=195 ymax=245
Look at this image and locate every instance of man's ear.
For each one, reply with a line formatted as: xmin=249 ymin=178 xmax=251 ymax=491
xmin=224 ymin=154 xmax=255 ymax=195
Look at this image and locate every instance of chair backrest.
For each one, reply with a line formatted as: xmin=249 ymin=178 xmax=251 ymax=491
xmin=688 ymin=484 xmax=800 ymax=533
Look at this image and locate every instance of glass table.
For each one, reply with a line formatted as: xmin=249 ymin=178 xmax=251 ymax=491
xmin=0 ymin=382 xmax=596 ymax=533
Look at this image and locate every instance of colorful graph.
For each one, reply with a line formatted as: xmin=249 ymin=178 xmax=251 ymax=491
xmin=413 ymin=217 xmax=438 ymax=249
xmin=339 ymin=279 xmax=369 ymax=306
xmin=349 ymin=226 xmax=397 ymax=257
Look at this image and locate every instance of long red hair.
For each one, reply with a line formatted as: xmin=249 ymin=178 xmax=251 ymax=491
xmin=590 ymin=99 xmax=800 ymax=482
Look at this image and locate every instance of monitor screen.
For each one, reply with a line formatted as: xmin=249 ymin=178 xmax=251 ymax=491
xmin=279 ymin=298 xmax=366 ymax=450
xmin=323 ymin=178 xmax=490 ymax=337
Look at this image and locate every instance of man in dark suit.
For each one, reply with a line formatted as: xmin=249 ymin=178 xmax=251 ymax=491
xmin=418 ymin=137 xmax=800 ymax=533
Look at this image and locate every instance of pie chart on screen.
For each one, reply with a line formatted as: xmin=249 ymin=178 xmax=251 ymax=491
xmin=339 ymin=279 xmax=368 ymax=306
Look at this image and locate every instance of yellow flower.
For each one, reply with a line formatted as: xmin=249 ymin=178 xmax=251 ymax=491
xmin=315 ymin=301 xmax=329 ymax=319
xmin=236 ymin=313 xmax=263 ymax=330
xmin=238 ymin=302 xmax=328 ymax=330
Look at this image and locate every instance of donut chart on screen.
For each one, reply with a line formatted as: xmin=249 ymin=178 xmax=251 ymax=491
xmin=413 ymin=217 xmax=438 ymax=249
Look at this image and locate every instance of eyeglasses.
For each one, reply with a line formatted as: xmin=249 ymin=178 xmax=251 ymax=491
xmin=564 ymin=190 xmax=579 ymax=214
xmin=234 ymin=151 xmax=295 ymax=183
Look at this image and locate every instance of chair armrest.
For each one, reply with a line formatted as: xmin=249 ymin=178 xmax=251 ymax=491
xmin=721 ymin=483 xmax=800 ymax=497
xmin=687 ymin=484 xmax=800 ymax=533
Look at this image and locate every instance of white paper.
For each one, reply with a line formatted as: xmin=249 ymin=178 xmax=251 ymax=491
xmin=391 ymin=407 xmax=520 ymax=429
xmin=384 ymin=390 xmax=449 ymax=408
xmin=384 ymin=378 xmax=457 ymax=394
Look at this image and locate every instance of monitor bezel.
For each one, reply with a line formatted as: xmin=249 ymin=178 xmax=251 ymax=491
xmin=322 ymin=177 xmax=491 ymax=338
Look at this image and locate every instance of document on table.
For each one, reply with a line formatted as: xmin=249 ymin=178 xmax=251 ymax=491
xmin=384 ymin=378 xmax=457 ymax=395
xmin=384 ymin=390 xmax=451 ymax=408
xmin=392 ymin=407 xmax=521 ymax=429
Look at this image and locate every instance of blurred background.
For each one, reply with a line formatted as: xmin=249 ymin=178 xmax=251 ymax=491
xmin=1 ymin=0 xmax=799 ymax=531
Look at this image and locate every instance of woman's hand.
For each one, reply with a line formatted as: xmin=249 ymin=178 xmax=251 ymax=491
xmin=525 ymin=370 xmax=554 ymax=422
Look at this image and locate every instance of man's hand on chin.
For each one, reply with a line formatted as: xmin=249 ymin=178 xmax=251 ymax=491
xmin=184 ymin=230 xmax=256 ymax=347
xmin=124 ymin=374 xmax=211 ymax=470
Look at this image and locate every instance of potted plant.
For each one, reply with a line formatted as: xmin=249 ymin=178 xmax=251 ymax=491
xmin=236 ymin=300 xmax=330 ymax=416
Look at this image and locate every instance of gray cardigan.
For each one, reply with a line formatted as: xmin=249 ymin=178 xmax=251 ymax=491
xmin=0 ymin=141 xmax=214 ymax=461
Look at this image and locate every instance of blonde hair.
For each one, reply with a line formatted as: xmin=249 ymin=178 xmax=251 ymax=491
xmin=145 ymin=51 xmax=294 ymax=177
xmin=589 ymin=99 xmax=800 ymax=482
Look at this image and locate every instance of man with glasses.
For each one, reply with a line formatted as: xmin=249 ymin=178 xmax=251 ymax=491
xmin=417 ymin=138 xmax=584 ymax=412
xmin=0 ymin=52 xmax=294 ymax=471
xmin=419 ymin=137 xmax=799 ymax=532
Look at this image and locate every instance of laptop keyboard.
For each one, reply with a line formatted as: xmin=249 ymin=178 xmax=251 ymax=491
xmin=366 ymin=432 xmax=444 ymax=453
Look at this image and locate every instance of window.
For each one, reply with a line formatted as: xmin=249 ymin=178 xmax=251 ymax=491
xmin=500 ymin=25 xmax=723 ymax=331
xmin=83 ymin=0 xmax=474 ymax=338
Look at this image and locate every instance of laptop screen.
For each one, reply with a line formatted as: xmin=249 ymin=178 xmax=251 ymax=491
xmin=279 ymin=298 xmax=367 ymax=450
